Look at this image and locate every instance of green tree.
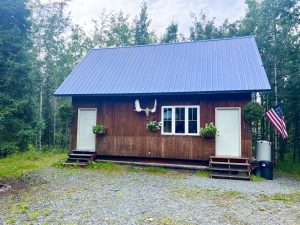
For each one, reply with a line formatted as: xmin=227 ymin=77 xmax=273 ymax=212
xmin=189 ymin=11 xmax=220 ymax=40
xmin=134 ymin=1 xmax=151 ymax=45
xmin=91 ymin=10 xmax=110 ymax=48
xmin=0 ymin=0 xmax=36 ymax=156
xmin=218 ymin=19 xmax=239 ymax=37
xmin=106 ymin=11 xmax=133 ymax=47
xmin=161 ymin=21 xmax=178 ymax=43
xmin=29 ymin=0 xmax=71 ymax=149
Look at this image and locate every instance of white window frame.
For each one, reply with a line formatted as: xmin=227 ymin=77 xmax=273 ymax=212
xmin=161 ymin=105 xmax=200 ymax=136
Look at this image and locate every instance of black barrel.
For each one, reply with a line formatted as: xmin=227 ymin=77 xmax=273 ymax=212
xmin=259 ymin=161 xmax=273 ymax=180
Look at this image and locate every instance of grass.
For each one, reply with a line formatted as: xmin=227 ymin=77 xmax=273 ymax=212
xmin=171 ymin=187 xmax=244 ymax=201
xmin=5 ymin=218 xmax=17 ymax=224
xmin=88 ymin=161 xmax=169 ymax=174
xmin=142 ymin=166 xmax=168 ymax=174
xmin=159 ymin=216 xmax=180 ymax=225
xmin=28 ymin=210 xmax=39 ymax=221
xmin=87 ymin=161 xmax=123 ymax=171
xmin=260 ymin=192 xmax=300 ymax=203
xmin=278 ymin=157 xmax=300 ymax=179
xmin=195 ymin=170 xmax=210 ymax=177
xmin=18 ymin=202 xmax=29 ymax=214
xmin=251 ymin=175 xmax=266 ymax=182
xmin=223 ymin=190 xmax=244 ymax=198
xmin=0 ymin=150 xmax=67 ymax=180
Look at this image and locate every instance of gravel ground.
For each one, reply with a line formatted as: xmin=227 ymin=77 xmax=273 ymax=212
xmin=0 ymin=167 xmax=299 ymax=225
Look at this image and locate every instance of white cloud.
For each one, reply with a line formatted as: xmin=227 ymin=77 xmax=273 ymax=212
xmin=66 ymin=0 xmax=246 ymax=36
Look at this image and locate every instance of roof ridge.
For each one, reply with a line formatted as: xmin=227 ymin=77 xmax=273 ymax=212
xmin=90 ymin=35 xmax=255 ymax=51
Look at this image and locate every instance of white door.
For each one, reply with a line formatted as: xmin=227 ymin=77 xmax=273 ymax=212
xmin=77 ymin=108 xmax=97 ymax=150
xmin=215 ymin=108 xmax=241 ymax=157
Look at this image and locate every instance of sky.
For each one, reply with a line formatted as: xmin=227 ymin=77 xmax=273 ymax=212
xmin=66 ymin=0 xmax=247 ymax=37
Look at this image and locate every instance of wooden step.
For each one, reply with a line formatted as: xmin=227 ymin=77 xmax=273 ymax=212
xmin=63 ymin=162 xmax=88 ymax=167
xmin=69 ymin=153 xmax=93 ymax=157
xmin=211 ymin=173 xmax=251 ymax=180
xmin=68 ymin=158 xmax=91 ymax=162
xmin=210 ymin=167 xmax=251 ymax=173
xmin=209 ymin=155 xmax=252 ymax=181
xmin=209 ymin=161 xmax=250 ymax=166
xmin=71 ymin=149 xmax=95 ymax=153
xmin=210 ymin=156 xmax=249 ymax=160
xmin=63 ymin=150 xmax=96 ymax=167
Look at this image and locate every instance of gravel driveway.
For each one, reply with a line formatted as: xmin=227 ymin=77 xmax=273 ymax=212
xmin=0 ymin=167 xmax=299 ymax=225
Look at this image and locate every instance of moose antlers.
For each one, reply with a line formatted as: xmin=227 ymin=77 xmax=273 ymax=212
xmin=134 ymin=99 xmax=157 ymax=117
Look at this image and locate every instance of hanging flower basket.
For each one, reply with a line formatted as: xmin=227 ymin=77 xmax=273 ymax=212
xmin=200 ymin=123 xmax=217 ymax=139
xmin=146 ymin=121 xmax=161 ymax=132
xmin=92 ymin=124 xmax=108 ymax=135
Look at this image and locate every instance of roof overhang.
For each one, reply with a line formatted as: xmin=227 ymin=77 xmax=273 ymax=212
xmin=54 ymin=89 xmax=271 ymax=97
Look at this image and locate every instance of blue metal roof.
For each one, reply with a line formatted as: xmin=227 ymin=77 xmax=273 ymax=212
xmin=55 ymin=36 xmax=271 ymax=96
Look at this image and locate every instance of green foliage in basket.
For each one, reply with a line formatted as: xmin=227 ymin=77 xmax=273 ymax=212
xmin=200 ymin=123 xmax=217 ymax=138
xmin=92 ymin=124 xmax=108 ymax=134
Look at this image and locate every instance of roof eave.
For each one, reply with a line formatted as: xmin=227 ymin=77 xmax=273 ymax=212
xmin=54 ymin=88 xmax=272 ymax=97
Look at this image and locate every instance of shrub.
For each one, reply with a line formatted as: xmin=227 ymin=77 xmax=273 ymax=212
xmin=243 ymin=102 xmax=264 ymax=125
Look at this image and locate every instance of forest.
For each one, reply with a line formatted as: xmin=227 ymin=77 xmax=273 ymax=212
xmin=0 ymin=0 xmax=299 ymax=166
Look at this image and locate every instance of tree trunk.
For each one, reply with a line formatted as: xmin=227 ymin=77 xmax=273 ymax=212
xmin=38 ymin=84 xmax=43 ymax=151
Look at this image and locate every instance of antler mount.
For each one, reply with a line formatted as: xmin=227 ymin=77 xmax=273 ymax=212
xmin=134 ymin=99 xmax=157 ymax=117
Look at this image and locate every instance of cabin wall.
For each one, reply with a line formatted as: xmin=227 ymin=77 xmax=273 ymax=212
xmin=71 ymin=93 xmax=252 ymax=161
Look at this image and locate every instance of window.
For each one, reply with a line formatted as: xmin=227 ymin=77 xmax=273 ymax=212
xmin=161 ymin=106 xmax=200 ymax=135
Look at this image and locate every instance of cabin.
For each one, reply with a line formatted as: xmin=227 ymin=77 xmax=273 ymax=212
xmin=55 ymin=36 xmax=271 ymax=172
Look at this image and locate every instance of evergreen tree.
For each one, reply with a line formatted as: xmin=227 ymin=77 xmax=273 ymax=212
xmin=92 ymin=10 xmax=110 ymax=48
xmin=218 ymin=19 xmax=239 ymax=37
xmin=134 ymin=1 xmax=151 ymax=45
xmin=161 ymin=21 xmax=178 ymax=43
xmin=106 ymin=11 xmax=134 ymax=47
xmin=0 ymin=0 xmax=35 ymax=156
xmin=189 ymin=11 xmax=220 ymax=40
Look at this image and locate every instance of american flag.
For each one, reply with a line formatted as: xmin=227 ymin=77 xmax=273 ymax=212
xmin=266 ymin=104 xmax=288 ymax=139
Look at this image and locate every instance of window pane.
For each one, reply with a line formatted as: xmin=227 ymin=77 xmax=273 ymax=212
xmin=175 ymin=108 xmax=185 ymax=133
xmin=188 ymin=121 xmax=197 ymax=133
xmin=188 ymin=108 xmax=197 ymax=120
xmin=189 ymin=108 xmax=192 ymax=120
xmin=163 ymin=108 xmax=172 ymax=133
xmin=188 ymin=108 xmax=198 ymax=133
xmin=175 ymin=121 xmax=185 ymax=133
xmin=176 ymin=108 xmax=185 ymax=120
xmin=164 ymin=108 xmax=172 ymax=120
xmin=164 ymin=121 xmax=172 ymax=133
xmin=192 ymin=108 xmax=197 ymax=120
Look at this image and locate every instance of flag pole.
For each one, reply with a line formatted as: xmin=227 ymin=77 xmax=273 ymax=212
xmin=274 ymin=19 xmax=278 ymax=167
xmin=274 ymin=62 xmax=278 ymax=168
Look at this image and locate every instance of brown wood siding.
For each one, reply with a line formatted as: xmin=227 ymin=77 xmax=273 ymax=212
xmin=71 ymin=93 xmax=252 ymax=160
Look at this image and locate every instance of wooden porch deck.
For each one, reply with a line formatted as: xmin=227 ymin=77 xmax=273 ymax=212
xmin=95 ymin=156 xmax=210 ymax=170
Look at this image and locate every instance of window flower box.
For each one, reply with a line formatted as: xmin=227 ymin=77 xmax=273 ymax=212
xmin=200 ymin=123 xmax=217 ymax=138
